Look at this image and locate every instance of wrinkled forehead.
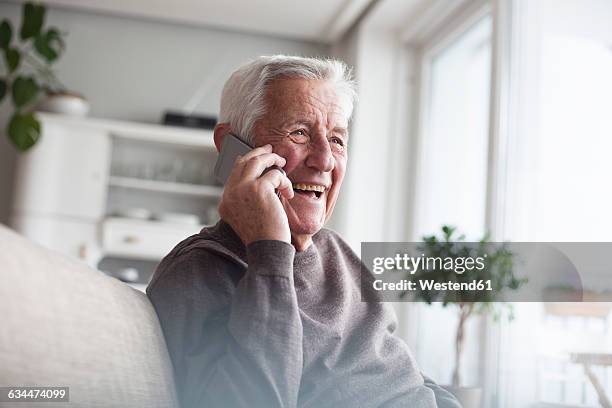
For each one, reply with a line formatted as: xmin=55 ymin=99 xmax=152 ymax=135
xmin=264 ymin=78 xmax=352 ymax=125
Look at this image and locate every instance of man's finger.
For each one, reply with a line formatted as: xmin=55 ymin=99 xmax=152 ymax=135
xmin=226 ymin=144 xmax=274 ymax=185
xmin=262 ymin=165 xmax=286 ymax=178
xmin=260 ymin=168 xmax=294 ymax=199
xmin=236 ymin=143 xmax=273 ymax=164
xmin=241 ymin=153 xmax=286 ymax=179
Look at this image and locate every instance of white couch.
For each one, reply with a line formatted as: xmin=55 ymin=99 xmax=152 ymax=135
xmin=0 ymin=224 xmax=178 ymax=407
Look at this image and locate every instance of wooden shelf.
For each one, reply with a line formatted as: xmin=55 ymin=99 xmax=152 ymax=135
xmin=109 ymin=176 xmax=223 ymax=198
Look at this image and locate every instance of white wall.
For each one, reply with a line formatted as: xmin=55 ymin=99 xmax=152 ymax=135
xmin=329 ymin=1 xmax=417 ymax=249
xmin=0 ymin=1 xmax=328 ymax=223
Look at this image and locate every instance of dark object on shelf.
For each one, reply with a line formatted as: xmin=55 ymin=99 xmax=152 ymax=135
xmin=162 ymin=111 xmax=217 ymax=130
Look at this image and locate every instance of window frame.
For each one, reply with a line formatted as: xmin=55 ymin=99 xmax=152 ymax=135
xmin=400 ymin=0 xmax=513 ymax=403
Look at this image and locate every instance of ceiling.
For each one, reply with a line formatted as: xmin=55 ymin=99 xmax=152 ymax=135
xmin=21 ymin=0 xmax=374 ymax=43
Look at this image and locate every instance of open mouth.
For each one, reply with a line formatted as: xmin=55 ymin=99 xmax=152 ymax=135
xmin=292 ymin=183 xmax=326 ymax=199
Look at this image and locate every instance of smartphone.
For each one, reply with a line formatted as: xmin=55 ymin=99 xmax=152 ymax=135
xmin=214 ymin=133 xmax=253 ymax=184
xmin=214 ymin=134 xmax=286 ymax=198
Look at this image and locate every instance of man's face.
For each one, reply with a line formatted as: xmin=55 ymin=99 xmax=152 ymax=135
xmin=253 ymin=78 xmax=349 ymax=239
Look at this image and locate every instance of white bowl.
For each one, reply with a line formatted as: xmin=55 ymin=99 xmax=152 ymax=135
xmin=155 ymin=212 xmax=200 ymax=226
xmin=38 ymin=93 xmax=90 ymax=117
xmin=116 ymin=208 xmax=152 ymax=220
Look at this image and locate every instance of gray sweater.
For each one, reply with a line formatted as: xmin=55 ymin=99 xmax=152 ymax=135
xmin=147 ymin=221 xmax=460 ymax=408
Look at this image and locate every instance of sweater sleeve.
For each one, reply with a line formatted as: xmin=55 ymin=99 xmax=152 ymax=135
xmin=422 ymin=375 xmax=463 ymax=408
xmin=147 ymin=240 xmax=303 ymax=408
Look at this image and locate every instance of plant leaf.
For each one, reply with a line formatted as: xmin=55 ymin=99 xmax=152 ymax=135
xmin=8 ymin=112 xmax=41 ymax=151
xmin=5 ymin=47 xmax=20 ymax=73
xmin=0 ymin=79 xmax=6 ymax=102
xmin=0 ymin=20 xmax=12 ymax=49
xmin=11 ymin=76 xmax=40 ymax=108
xmin=34 ymin=28 xmax=64 ymax=62
xmin=20 ymin=2 xmax=45 ymax=40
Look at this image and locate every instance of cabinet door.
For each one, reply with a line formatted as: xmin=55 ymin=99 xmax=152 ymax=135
xmin=12 ymin=119 xmax=111 ymax=219
xmin=10 ymin=214 xmax=102 ymax=267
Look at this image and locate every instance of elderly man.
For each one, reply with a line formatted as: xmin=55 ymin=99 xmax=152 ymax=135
xmin=147 ymin=56 xmax=460 ymax=408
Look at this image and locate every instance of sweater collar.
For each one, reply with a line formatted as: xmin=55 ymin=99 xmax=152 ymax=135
xmin=202 ymin=219 xmax=319 ymax=267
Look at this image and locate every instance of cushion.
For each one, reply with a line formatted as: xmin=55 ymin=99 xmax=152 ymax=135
xmin=0 ymin=223 xmax=178 ymax=407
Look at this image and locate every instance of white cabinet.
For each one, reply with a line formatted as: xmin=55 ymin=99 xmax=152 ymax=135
xmin=12 ymin=119 xmax=111 ymax=219
xmin=10 ymin=113 xmax=220 ymax=290
xmin=10 ymin=214 xmax=101 ymax=265
xmin=101 ymin=217 xmax=202 ymax=261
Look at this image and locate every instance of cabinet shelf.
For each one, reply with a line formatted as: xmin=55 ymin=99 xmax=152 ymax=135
xmin=11 ymin=113 xmax=220 ymax=273
xmin=109 ymin=176 xmax=223 ymax=198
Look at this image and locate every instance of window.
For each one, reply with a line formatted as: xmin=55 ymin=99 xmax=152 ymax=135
xmin=497 ymin=0 xmax=612 ymax=405
xmin=413 ymin=15 xmax=492 ymax=241
xmin=504 ymin=0 xmax=612 ymax=242
xmin=411 ymin=11 xmax=493 ymax=387
xmin=407 ymin=0 xmax=612 ymax=405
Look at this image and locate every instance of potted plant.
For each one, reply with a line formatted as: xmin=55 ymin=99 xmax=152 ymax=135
xmin=403 ymin=225 xmax=527 ymax=407
xmin=0 ymin=2 xmax=86 ymax=152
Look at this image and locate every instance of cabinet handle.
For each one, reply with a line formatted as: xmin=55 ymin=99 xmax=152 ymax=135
xmin=78 ymin=243 xmax=87 ymax=259
xmin=123 ymin=235 xmax=140 ymax=244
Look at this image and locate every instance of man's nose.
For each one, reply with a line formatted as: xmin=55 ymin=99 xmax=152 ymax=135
xmin=305 ymin=133 xmax=334 ymax=172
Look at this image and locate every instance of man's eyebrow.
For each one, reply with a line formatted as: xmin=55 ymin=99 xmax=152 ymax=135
xmin=280 ymin=116 xmax=313 ymax=127
xmin=279 ymin=118 xmax=349 ymax=136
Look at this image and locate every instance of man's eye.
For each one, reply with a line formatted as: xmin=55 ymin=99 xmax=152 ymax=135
xmin=331 ymin=137 xmax=344 ymax=146
xmin=288 ymin=129 xmax=309 ymax=144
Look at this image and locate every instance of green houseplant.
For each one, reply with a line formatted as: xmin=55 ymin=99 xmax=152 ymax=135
xmin=0 ymin=2 xmax=67 ymax=151
xmin=403 ymin=225 xmax=527 ymax=390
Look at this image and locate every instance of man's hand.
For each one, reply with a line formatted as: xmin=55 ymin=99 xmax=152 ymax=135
xmin=218 ymin=144 xmax=294 ymax=245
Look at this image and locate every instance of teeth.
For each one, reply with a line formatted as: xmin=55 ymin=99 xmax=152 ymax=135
xmin=293 ymin=183 xmax=326 ymax=192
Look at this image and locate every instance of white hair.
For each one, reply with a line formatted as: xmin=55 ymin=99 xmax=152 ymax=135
xmin=218 ymin=55 xmax=357 ymax=145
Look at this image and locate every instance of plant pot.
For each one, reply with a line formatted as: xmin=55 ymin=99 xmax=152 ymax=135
xmin=441 ymin=385 xmax=482 ymax=408
xmin=38 ymin=91 xmax=90 ymax=117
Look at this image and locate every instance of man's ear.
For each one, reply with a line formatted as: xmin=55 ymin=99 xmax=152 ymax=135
xmin=213 ymin=123 xmax=232 ymax=152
